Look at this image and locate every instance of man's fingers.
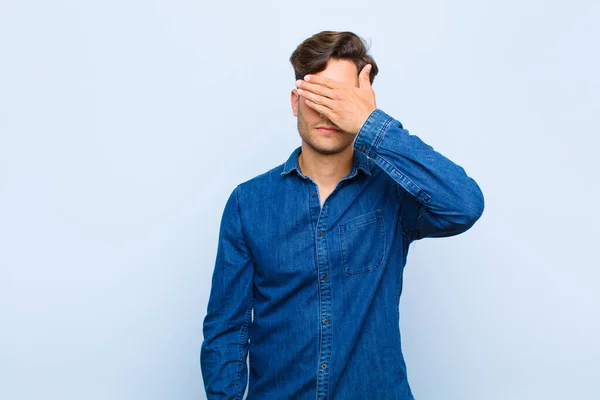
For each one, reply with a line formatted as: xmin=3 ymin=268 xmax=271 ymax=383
xmin=297 ymin=88 xmax=333 ymax=108
xmin=304 ymin=74 xmax=337 ymax=89
xmin=303 ymin=98 xmax=330 ymax=117
xmin=296 ymin=80 xmax=335 ymax=99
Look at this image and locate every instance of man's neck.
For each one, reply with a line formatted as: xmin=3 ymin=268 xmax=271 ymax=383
xmin=297 ymin=144 xmax=354 ymax=188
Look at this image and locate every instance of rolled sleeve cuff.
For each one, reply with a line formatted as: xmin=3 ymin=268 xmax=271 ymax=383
xmin=352 ymin=108 xmax=399 ymax=158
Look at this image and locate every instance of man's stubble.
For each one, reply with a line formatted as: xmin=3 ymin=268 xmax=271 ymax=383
xmin=296 ymin=106 xmax=354 ymax=156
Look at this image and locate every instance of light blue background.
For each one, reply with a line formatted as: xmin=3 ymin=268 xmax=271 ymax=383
xmin=1 ymin=1 xmax=599 ymax=399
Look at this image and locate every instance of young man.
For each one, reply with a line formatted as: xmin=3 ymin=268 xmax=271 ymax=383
xmin=201 ymin=31 xmax=484 ymax=400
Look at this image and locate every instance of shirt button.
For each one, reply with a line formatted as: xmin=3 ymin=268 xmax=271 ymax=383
xmin=321 ymin=274 xmax=327 ymax=280
xmin=322 ymin=363 xmax=327 ymax=369
xmin=361 ymin=145 xmax=367 ymax=152
xmin=312 ymin=192 xmax=316 ymax=197
xmin=323 ymin=318 xmax=329 ymax=325
xmin=318 ymin=231 xmax=324 ymax=237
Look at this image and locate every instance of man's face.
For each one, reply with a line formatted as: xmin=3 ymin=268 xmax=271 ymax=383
xmin=291 ymin=58 xmax=360 ymax=155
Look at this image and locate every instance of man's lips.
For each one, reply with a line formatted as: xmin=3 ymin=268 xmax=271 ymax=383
xmin=316 ymin=126 xmax=340 ymax=133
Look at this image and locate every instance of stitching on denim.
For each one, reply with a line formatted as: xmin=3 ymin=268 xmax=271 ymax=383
xmin=340 ymin=210 xmax=380 ymax=231
xmin=235 ymin=297 xmax=254 ymax=399
xmin=233 ymin=185 xmax=254 ymax=399
xmin=235 ymin=184 xmax=254 ymax=260
xmin=368 ymin=116 xmax=433 ymax=204
xmin=343 ymin=217 xmax=378 ymax=230
xmin=375 ymin=154 xmax=425 ymax=200
xmin=396 ymin=183 xmax=407 ymax=232
xmin=340 ymin=210 xmax=386 ymax=276
xmin=308 ymin=186 xmax=319 ymax=276
xmin=365 ymin=115 xmax=394 ymax=158
xmin=396 ymin=275 xmax=402 ymax=322
xmin=373 ymin=115 xmax=394 ymax=149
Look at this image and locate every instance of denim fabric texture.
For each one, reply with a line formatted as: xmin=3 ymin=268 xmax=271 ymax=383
xmin=200 ymin=108 xmax=485 ymax=399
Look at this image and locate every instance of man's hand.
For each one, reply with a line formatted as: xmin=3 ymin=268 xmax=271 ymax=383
xmin=296 ymin=64 xmax=377 ymax=135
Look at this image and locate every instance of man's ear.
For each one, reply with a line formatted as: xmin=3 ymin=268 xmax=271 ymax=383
xmin=291 ymin=89 xmax=299 ymax=117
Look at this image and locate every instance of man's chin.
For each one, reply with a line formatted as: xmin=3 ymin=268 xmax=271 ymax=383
xmin=304 ymin=140 xmax=351 ymax=156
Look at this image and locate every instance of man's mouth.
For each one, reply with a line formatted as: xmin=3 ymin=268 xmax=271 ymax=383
xmin=316 ymin=126 xmax=340 ymax=133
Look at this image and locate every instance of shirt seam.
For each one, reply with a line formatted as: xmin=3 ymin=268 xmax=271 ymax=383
xmin=233 ymin=185 xmax=254 ymax=399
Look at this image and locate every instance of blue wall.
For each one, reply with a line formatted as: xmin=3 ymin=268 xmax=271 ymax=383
xmin=1 ymin=1 xmax=599 ymax=399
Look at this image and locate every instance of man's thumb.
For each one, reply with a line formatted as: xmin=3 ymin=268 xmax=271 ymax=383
xmin=360 ymin=64 xmax=372 ymax=89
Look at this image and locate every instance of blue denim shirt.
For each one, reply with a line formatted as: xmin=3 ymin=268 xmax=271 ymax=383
xmin=200 ymin=108 xmax=485 ymax=399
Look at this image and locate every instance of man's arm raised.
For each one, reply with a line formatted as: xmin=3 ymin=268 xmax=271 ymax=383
xmin=297 ymin=64 xmax=484 ymax=241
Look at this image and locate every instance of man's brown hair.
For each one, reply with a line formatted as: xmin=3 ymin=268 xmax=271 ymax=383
xmin=289 ymin=31 xmax=379 ymax=85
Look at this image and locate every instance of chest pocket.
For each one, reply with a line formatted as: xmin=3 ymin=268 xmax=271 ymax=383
xmin=338 ymin=209 xmax=386 ymax=276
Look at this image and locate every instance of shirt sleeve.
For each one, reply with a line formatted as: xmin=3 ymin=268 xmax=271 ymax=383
xmin=353 ymin=108 xmax=485 ymax=242
xmin=201 ymin=185 xmax=254 ymax=399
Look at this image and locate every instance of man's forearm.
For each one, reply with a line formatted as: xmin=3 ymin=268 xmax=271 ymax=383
xmin=353 ymin=108 xmax=484 ymax=239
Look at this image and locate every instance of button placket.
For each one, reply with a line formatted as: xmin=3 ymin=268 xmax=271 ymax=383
xmin=312 ymin=188 xmax=333 ymax=399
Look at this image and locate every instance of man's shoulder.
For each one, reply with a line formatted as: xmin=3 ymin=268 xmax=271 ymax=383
xmin=235 ymin=160 xmax=287 ymax=196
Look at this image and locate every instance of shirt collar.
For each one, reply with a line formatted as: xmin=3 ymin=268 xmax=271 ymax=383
xmin=280 ymin=145 xmax=372 ymax=178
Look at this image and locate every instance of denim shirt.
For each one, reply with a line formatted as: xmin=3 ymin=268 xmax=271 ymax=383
xmin=200 ymin=108 xmax=485 ymax=399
